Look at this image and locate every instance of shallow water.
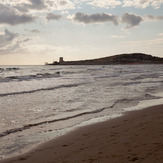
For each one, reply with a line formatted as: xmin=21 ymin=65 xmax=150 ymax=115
xmin=0 ymin=65 xmax=163 ymax=158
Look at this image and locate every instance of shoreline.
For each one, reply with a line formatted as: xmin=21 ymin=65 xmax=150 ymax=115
xmin=0 ymin=104 xmax=163 ymax=163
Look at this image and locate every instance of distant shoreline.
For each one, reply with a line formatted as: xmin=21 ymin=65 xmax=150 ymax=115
xmin=46 ymin=53 xmax=163 ymax=65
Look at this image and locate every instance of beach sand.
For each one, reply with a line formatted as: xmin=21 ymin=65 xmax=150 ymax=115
xmin=0 ymin=104 xmax=163 ymax=163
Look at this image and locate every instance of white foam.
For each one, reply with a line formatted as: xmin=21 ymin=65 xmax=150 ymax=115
xmin=76 ymin=113 xmax=123 ymax=127
xmin=124 ymin=98 xmax=163 ymax=111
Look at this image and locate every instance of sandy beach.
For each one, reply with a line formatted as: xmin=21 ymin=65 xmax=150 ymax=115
xmin=1 ymin=104 xmax=163 ymax=163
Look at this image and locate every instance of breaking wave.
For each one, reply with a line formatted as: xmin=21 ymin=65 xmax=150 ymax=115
xmin=0 ymin=106 xmax=108 ymax=138
xmin=0 ymin=72 xmax=61 ymax=83
xmin=0 ymin=82 xmax=87 ymax=97
xmin=0 ymin=94 xmax=159 ymax=138
xmin=0 ymin=67 xmax=20 ymax=73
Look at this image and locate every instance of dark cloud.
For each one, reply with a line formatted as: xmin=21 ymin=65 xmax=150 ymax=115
xmin=0 ymin=29 xmax=31 ymax=55
xmin=71 ymin=12 xmax=163 ymax=29
xmin=30 ymin=29 xmax=41 ymax=33
xmin=0 ymin=4 xmax=35 ymax=25
xmin=121 ymin=13 xmax=143 ymax=28
xmin=25 ymin=29 xmax=41 ymax=33
xmin=59 ymin=0 xmax=68 ymax=6
xmin=15 ymin=0 xmax=46 ymax=12
xmin=145 ymin=15 xmax=163 ymax=21
xmin=46 ymin=13 xmax=62 ymax=21
xmin=17 ymin=38 xmax=31 ymax=43
xmin=23 ymin=0 xmax=46 ymax=10
xmin=73 ymin=12 xmax=119 ymax=25
xmin=0 ymin=29 xmax=20 ymax=54
xmin=0 ymin=29 xmax=18 ymax=47
xmin=0 ymin=43 xmax=20 ymax=55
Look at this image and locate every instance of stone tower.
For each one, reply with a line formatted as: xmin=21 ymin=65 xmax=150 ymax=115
xmin=59 ymin=57 xmax=64 ymax=63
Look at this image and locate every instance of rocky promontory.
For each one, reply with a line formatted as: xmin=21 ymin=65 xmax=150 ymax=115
xmin=47 ymin=53 xmax=163 ymax=65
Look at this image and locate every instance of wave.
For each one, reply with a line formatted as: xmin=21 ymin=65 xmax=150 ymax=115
xmin=0 ymin=67 xmax=20 ymax=73
xmin=0 ymin=83 xmax=86 ymax=97
xmin=0 ymin=107 xmax=107 ymax=138
xmin=0 ymin=94 xmax=160 ymax=138
xmin=123 ymin=80 xmax=163 ymax=86
xmin=0 ymin=72 xmax=61 ymax=83
xmin=62 ymin=70 xmax=86 ymax=75
xmin=0 ymin=68 xmax=4 ymax=73
xmin=111 ymin=94 xmax=159 ymax=109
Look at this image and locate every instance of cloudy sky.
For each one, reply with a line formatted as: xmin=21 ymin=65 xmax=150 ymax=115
xmin=0 ymin=0 xmax=163 ymax=65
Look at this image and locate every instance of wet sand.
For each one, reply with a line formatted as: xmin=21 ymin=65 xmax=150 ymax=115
xmin=1 ymin=104 xmax=163 ymax=163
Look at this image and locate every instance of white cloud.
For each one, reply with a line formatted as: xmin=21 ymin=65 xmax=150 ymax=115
xmin=122 ymin=37 xmax=163 ymax=46
xmin=79 ymin=0 xmax=163 ymax=9
xmin=0 ymin=0 xmax=162 ymax=13
xmin=111 ymin=35 xmax=125 ymax=38
xmin=123 ymin=0 xmax=163 ymax=9
xmin=158 ymin=33 xmax=163 ymax=36
xmin=0 ymin=0 xmax=29 ymax=6
xmin=53 ymin=0 xmax=75 ymax=10
xmin=39 ymin=0 xmax=75 ymax=11
xmin=0 ymin=0 xmax=75 ymax=13
xmin=84 ymin=0 xmax=121 ymax=8
xmin=24 ymin=43 xmax=77 ymax=56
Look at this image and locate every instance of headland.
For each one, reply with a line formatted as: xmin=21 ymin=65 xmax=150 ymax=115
xmin=46 ymin=53 xmax=163 ymax=65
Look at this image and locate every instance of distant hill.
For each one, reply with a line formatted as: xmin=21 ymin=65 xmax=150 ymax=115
xmin=47 ymin=53 xmax=163 ymax=65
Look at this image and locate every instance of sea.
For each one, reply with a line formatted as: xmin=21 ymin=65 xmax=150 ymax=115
xmin=0 ymin=65 xmax=163 ymax=159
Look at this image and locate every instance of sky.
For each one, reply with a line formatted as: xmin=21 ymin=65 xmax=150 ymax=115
xmin=0 ymin=0 xmax=163 ymax=65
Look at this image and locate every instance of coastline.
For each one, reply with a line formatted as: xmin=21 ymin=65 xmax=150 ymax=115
xmin=46 ymin=53 xmax=163 ymax=65
xmin=1 ymin=104 xmax=163 ymax=163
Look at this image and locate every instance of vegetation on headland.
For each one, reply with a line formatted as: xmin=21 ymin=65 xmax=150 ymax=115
xmin=46 ymin=53 xmax=163 ymax=65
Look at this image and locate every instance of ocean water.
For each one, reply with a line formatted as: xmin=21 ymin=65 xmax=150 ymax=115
xmin=0 ymin=65 xmax=163 ymax=158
